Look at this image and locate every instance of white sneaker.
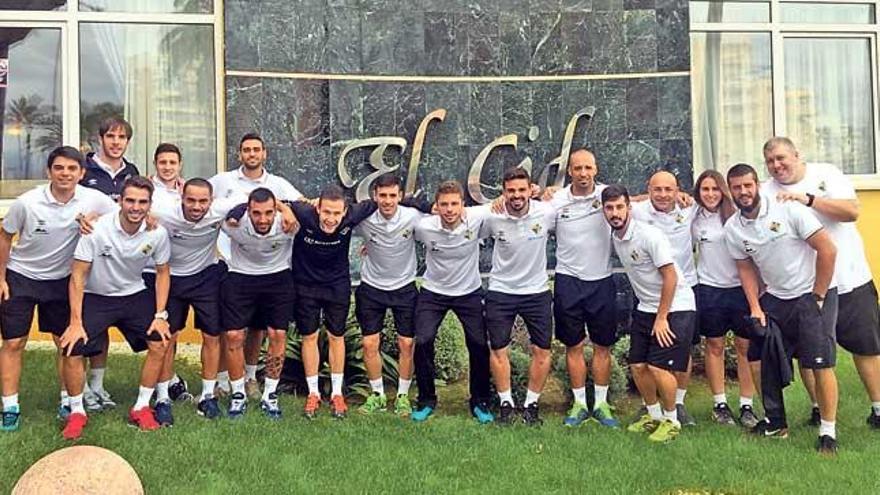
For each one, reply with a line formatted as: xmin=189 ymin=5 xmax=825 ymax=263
xmin=94 ymin=388 xmax=117 ymax=410
xmin=83 ymin=389 xmax=103 ymax=412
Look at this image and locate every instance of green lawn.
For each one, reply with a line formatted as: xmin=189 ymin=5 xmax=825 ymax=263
xmin=2 ymin=345 xmax=879 ymax=494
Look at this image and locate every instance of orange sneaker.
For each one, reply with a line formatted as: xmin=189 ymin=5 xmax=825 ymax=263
xmin=62 ymin=412 xmax=88 ymax=440
xmin=330 ymin=395 xmax=348 ymax=419
xmin=128 ymin=407 xmax=160 ymax=431
xmin=303 ymin=393 xmax=321 ymax=419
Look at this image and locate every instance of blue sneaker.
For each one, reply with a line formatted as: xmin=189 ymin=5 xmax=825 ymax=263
xmin=591 ymin=401 xmax=621 ymax=428
xmin=411 ymin=406 xmax=434 ymax=422
xmin=57 ymin=403 xmax=71 ymax=421
xmin=154 ymin=400 xmax=174 ymax=427
xmin=228 ymin=392 xmax=247 ymax=419
xmin=197 ymin=397 xmax=222 ymax=420
xmin=260 ymin=393 xmax=282 ymax=421
xmin=1 ymin=405 xmax=21 ymax=432
xmin=472 ymin=404 xmax=494 ymax=424
xmin=563 ymin=402 xmax=590 ymax=427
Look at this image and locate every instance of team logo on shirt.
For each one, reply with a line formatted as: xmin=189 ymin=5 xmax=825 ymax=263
xmin=531 ymin=223 xmax=543 ymax=234
xmin=271 ymin=241 xmax=282 ymax=250
xmin=495 ymin=230 xmax=508 ymax=243
xmin=674 ymin=213 xmax=685 ymax=224
xmin=87 ymin=178 xmax=98 ymax=186
xmin=140 ymin=243 xmax=154 ymax=255
xmin=464 ymin=229 xmax=475 ymax=240
xmin=430 ymin=240 xmax=441 ymax=252
xmin=698 ymin=230 xmax=709 ymax=243
xmin=743 ymin=240 xmax=756 ymax=254
xmin=340 ymin=227 xmax=351 ymax=236
xmin=630 ymin=250 xmax=641 ymax=262
xmin=560 ymin=207 xmax=571 ymax=219
xmin=401 ymin=228 xmax=413 ymax=239
xmin=818 ymin=181 xmax=827 ymax=193
xmin=591 ymin=199 xmax=601 ymax=210
xmin=99 ymin=245 xmax=113 ymax=257
xmin=33 ymin=219 xmax=49 ymax=235
xmin=769 ymin=221 xmax=781 ymax=233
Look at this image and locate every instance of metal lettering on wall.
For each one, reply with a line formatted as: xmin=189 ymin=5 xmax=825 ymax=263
xmin=337 ymin=106 xmax=595 ymax=203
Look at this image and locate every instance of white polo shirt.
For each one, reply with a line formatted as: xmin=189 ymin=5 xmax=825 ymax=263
xmin=73 ymin=213 xmax=171 ymax=297
xmin=356 ymin=205 xmax=427 ymax=291
xmin=481 ymin=200 xmax=556 ymax=295
xmin=151 ymin=177 xmax=182 ymax=208
xmin=692 ymin=208 xmax=740 ymax=289
xmin=762 ymin=162 xmax=871 ymax=294
xmin=550 ymin=184 xmax=613 ymax=281
xmin=415 ymin=205 xmax=490 ymax=297
xmin=3 ymin=185 xmax=117 ymax=281
xmin=222 ymin=214 xmax=295 ymax=276
xmin=151 ymin=200 xmax=233 ymax=277
xmin=612 ymin=220 xmax=696 ymax=313
xmin=631 ymin=201 xmax=698 ymax=287
xmin=724 ymin=195 xmax=827 ymax=300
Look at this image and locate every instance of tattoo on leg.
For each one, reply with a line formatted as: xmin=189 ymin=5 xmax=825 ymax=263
xmin=267 ymin=355 xmax=283 ymax=379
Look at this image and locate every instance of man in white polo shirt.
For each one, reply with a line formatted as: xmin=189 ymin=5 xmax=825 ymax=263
xmin=0 ymin=146 xmax=116 ymax=432
xmin=723 ymin=163 xmax=840 ymax=454
xmin=410 ymin=180 xmax=493 ymax=423
xmin=761 ymin=136 xmax=880 ymax=430
xmin=150 ymin=143 xmax=185 ymax=207
xmin=603 ymin=184 xmax=696 ymax=443
xmin=58 ymin=176 xmax=172 ymax=440
xmin=481 ymin=167 xmax=557 ymax=426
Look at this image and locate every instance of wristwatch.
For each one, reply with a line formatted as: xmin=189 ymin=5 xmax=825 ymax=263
xmin=154 ymin=310 xmax=169 ymax=320
xmin=805 ymin=193 xmax=816 ymax=207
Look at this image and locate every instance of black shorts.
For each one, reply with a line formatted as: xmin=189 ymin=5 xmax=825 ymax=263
xmin=749 ymin=290 xmax=838 ymax=369
xmin=695 ymin=284 xmax=751 ymax=339
xmin=145 ymin=263 xmax=226 ymax=337
xmin=414 ymin=288 xmax=487 ymax=346
xmin=295 ymin=282 xmax=350 ymax=337
xmin=485 ymin=290 xmax=553 ymax=350
xmin=0 ymin=270 xmax=69 ymax=340
xmin=72 ymin=290 xmax=156 ymax=357
xmin=553 ymin=274 xmax=618 ymax=348
xmin=629 ymin=310 xmax=695 ymax=372
xmin=220 ymin=270 xmax=295 ymax=332
xmin=836 ymin=281 xmax=880 ymax=356
xmin=354 ymin=282 xmax=417 ymax=338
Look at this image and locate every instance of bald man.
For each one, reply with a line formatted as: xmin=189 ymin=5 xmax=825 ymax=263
xmin=632 ymin=170 xmax=698 ymax=426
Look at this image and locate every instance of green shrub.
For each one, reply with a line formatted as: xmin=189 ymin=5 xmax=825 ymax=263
xmin=433 ymin=313 xmax=468 ymax=384
xmin=508 ymin=346 xmax=531 ymax=404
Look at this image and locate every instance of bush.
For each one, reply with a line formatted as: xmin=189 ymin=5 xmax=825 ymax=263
xmin=551 ymin=335 xmax=631 ymax=408
xmin=433 ymin=313 xmax=468 ymax=384
xmin=691 ymin=333 xmax=740 ymax=378
xmin=508 ymin=346 xmax=531 ymax=404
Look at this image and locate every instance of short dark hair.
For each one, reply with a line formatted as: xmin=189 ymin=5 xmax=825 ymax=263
xmin=248 ymin=187 xmax=276 ymax=206
xmin=121 ymin=175 xmax=154 ymax=200
xmin=502 ymin=167 xmax=530 ymax=187
xmin=726 ymin=163 xmax=759 ymax=184
xmin=46 ymin=146 xmax=84 ymax=169
xmin=154 ymin=143 xmax=182 ymax=162
xmin=434 ymin=180 xmax=464 ymax=202
xmin=601 ymin=183 xmax=630 ymax=204
xmin=239 ymin=133 xmax=264 ymax=149
xmin=98 ymin=116 xmax=133 ymax=139
xmin=373 ymin=173 xmax=402 ymax=192
xmin=183 ymin=177 xmax=213 ymax=196
xmin=319 ymin=185 xmax=347 ymax=204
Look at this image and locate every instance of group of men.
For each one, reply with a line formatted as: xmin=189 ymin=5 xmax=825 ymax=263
xmin=0 ymin=117 xmax=877 ymax=455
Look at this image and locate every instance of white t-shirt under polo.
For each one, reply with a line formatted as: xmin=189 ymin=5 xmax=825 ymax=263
xmin=692 ymin=208 xmax=740 ymax=289
xmin=762 ymin=162 xmax=871 ymax=294
xmin=73 ymin=213 xmax=171 ymax=297
xmin=151 ymin=200 xmax=233 ymax=277
xmin=4 ymin=185 xmax=117 ymax=281
xmin=222 ymin=215 xmax=295 ymax=276
xmin=481 ymin=200 xmax=557 ymax=295
xmin=415 ymin=205 xmax=490 ymax=297
xmin=724 ymin=195 xmax=826 ymax=300
xmin=613 ymin=220 xmax=696 ymax=313
xmin=550 ymin=184 xmax=613 ymax=281
xmin=356 ymin=205 xmax=427 ymax=291
xmin=631 ymin=200 xmax=698 ymax=287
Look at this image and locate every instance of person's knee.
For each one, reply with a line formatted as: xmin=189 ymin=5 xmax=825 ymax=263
xmin=592 ymin=344 xmax=611 ymax=359
xmin=630 ymin=362 xmax=648 ymax=375
xmin=267 ymin=329 xmax=287 ymax=345
xmin=363 ymin=335 xmax=380 ymax=355
xmin=734 ymin=337 xmax=750 ymax=355
xmin=203 ymin=335 xmax=220 ymax=349
xmin=531 ymin=345 xmax=551 ymax=364
xmin=566 ymin=342 xmax=585 ymax=358
xmin=225 ymin=331 xmax=246 ymax=349
xmin=398 ymin=336 xmax=414 ymax=353
xmin=1 ymin=337 xmax=27 ymax=353
xmin=706 ymin=337 xmax=725 ymax=357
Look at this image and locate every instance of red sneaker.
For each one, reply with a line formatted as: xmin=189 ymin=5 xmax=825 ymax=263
xmin=128 ymin=407 xmax=160 ymax=431
xmin=303 ymin=393 xmax=321 ymax=419
xmin=62 ymin=412 xmax=88 ymax=440
xmin=330 ymin=395 xmax=348 ymax=419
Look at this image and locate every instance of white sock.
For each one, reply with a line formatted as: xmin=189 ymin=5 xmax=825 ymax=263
xmin=2 ymin=394 xmax=19 ymax=410
xmin=812 ymin=401 xmax=819 ymax=409
xmin=69 ymin=394 xmax=85 ymax=415
xmin=524 ymin=389 xmax=541 ymax=407
xmin=88 ymin=367 xmax=106 ymax=392
xmin=594 ymin=385 xmax=609 ymax=406
xmin=331 ymin=373 xmax=344 ymax=397
xmin=819 ymin=419 xmax=836 ymax=439
xmin=872 ymin=401 xmax=880 ymax=415
xmin=156 ymin=380 xmax=171 ymax=403
xmin=675 ymin=388 xmax=687 ymax=405
xmin=740 ymin=396 xmax=754 ymax=408
xmin=397 ymin=378 xmax=412 ymax=396
xmin=217 ymin=371 xmax=230 ymax=391
xmin=646 ymin=402 xmax=663 ymax=420
xmin=230 ymin=378 xmax=245 ymax=396
xmin=244 ymin=365 xmax=257 ymax=382
xmin=572 ymin=387 xmax=587 ymax=406
xmin=713 ymin=393 xmax=727 ymax=406
xmin=200 ymin=379 xmax=216 ymax=400
xmin=263 ymin=377 xmax=279 ymax=401
xmin=134 ymin=386 xmax=154 ymax=410
xmin=498 ymin=389 xmax=513 ymax=406
xmin=60 ymin=389 xmax=69 ymax=406
xmin=663 ymin=408 xmax=681 ymax=426
xmin=306 ymin=375 xmax=319 ymax=395
xmin=369 ymin=378 xmax=384 ymax=396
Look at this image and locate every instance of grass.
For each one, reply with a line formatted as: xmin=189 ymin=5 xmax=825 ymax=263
xmin=2 ymin=344 xmax=880 ymax=494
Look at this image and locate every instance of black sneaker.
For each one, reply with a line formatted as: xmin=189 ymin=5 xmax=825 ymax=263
xmin=867 ymin=409 xmax=880 ymax=429
xmin=196 ymin=397 xmax=222 ymax=420
xmin=522 ymin=403 xmax=542 ymax=426
xmin=816 ymin=435 xmax=838 ymax=455
xmin=712 ymin=403 xmax=736 ymax=426
xmin=739 ymin=405 xmax=760 ymax=429
xmin=168 ymin=376 xmax=192 ymax=402
xmin=497 ymin=401 xmax=517 ymax=426
xmin=750 ymin=418 xmax=789 ymax=439
xmin=154 ymin=400 xmax=174 ymax=427
xmin=676 ymin=403 xmax=696 ymax=427
xmin=807 ymin=406 xmax=821 ymax=426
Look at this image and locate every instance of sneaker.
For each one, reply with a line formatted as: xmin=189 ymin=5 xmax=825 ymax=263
xmin=808 ymin=406 xmax=821 ymax=426
xmin=472 ymin=404 xmax=494 ymax=424
xmin=394 ymin=394 xmax=413 ymax=418
xmin=563 ymin=402 xmax=590 ymax=427
xmin=62 ymin=412 xmax=88 ymax=440
xmin=303 ymin=393 xmax=321 ymax=419
xmin=330 ymin=394 xmax=348 ymax=419
xmin=627 ymin=414 xmax=660 ymax=434
xmin=497 ymin=401 xmax=517 ymax=425
xmin=591 ymin=402 xmax=621 ymax=428
xmin=676 ymin=403 xmax=696 ymax=427
xmin=245 ymin=379 xmax=261 ymax=401
xmin=648 ymin=418 xmax=681 ymax=443
xmin=260 ymin=392 xmax=282 ymax=421
xmin=57 ymin=403 xmax=71 ymax=421
xmin=867 ymin=409 xmax=880 ymax=429
xmin=358 ymin=393 xmax=387 ymax=415
xmin=128 ymin=407 xmax=160 ymax=431
xmin=750 ymin=419 xmax=789 ymax=439
xmin=196 ymin=397 xmax=222 ymax=419
xmin=411 ymin=405 xmax=434 ymax=422
xmin=154 ymin=400 xmax=174 ymax=427
xmin=712 ymin=403 xmax=736 ymax=426
xmin=94 ymin=388 xmax=116 ymax=410
xmin=1 ymin=406 xmax=21 ymax=432
xmin=522 ymin=403 xmax=542 ymax=426
xmin=168 ymin=376 xmax=193 ymax=402
xmin=739 ymin=405 xmax=760 ymax=429
xmin=83 ymin=389 xmax=102 ymax=412
xmin=816 ymin=435 xmax=838 ymax=455
xmin=227 ymin=392 xmax=247 ymax=420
